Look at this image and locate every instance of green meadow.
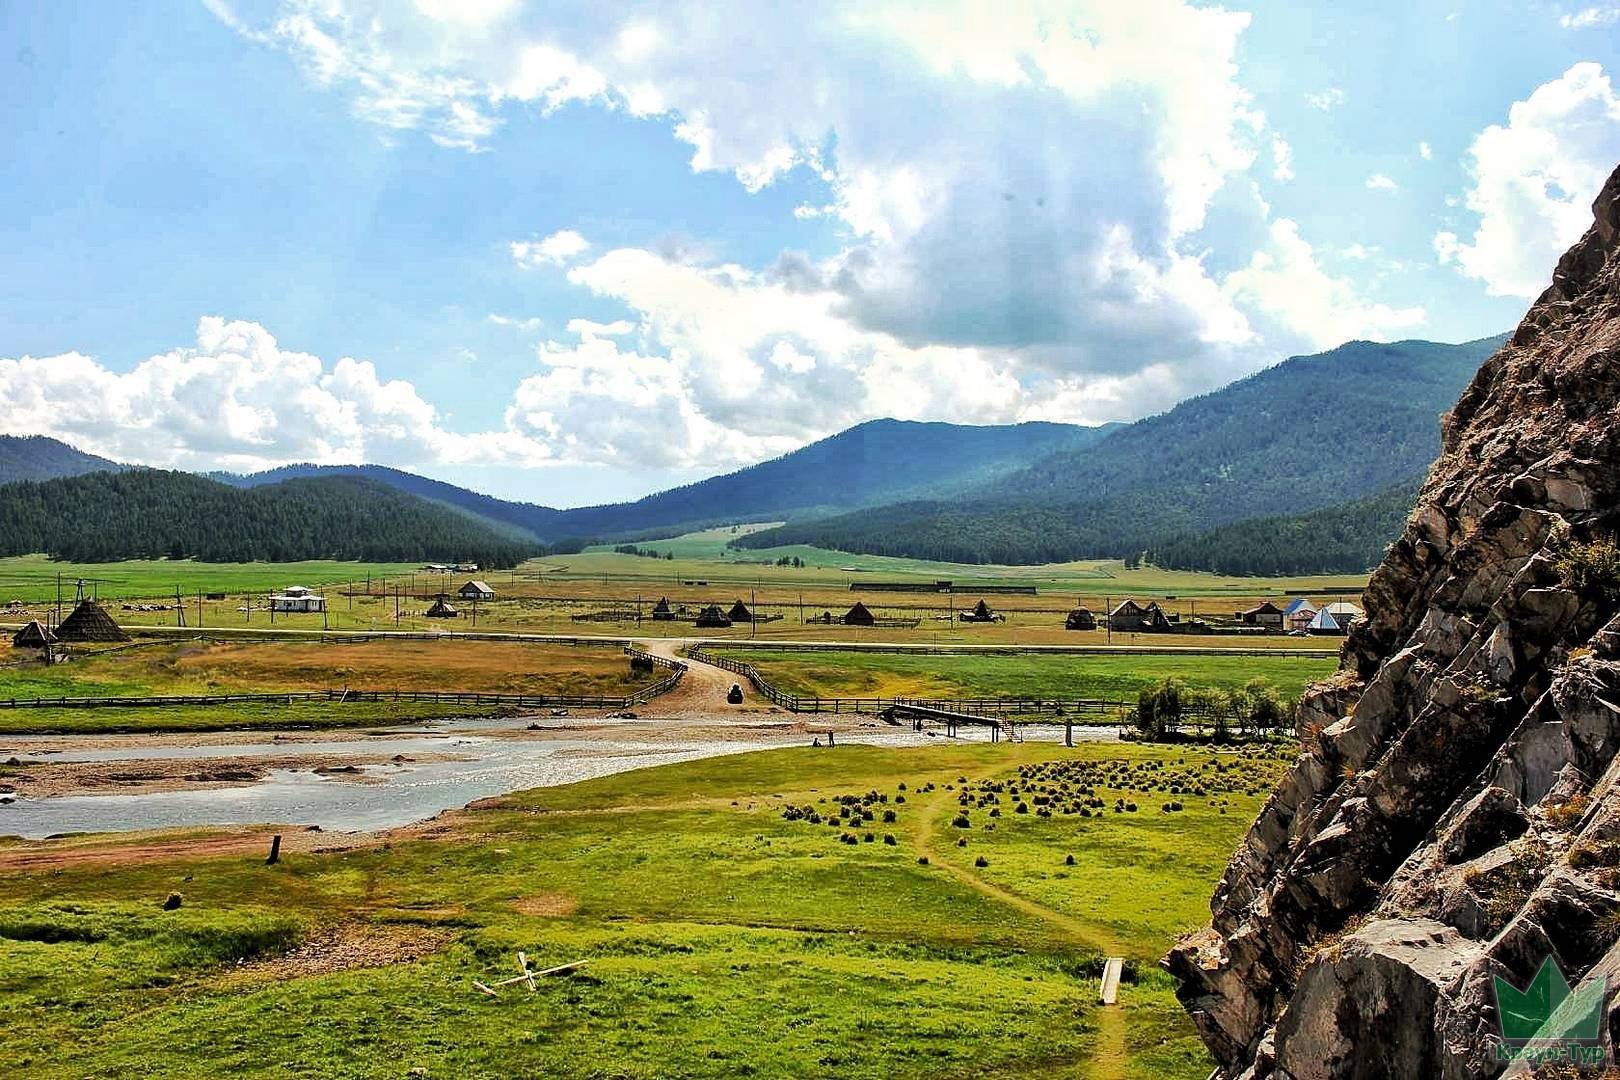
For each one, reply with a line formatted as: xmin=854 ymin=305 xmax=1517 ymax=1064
xmin=713 ymin=647 xmax=1338 ymax=703
xmin=0 ymin=741 xmax=1285 ymax=1078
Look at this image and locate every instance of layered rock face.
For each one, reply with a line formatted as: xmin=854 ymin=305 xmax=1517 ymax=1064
xmin=1167 ymin=164 xmax=1620 ymax=1078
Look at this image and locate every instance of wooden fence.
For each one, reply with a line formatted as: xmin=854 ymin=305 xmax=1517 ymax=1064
xmin=688 ymin=645 xmax=1138 ymax=722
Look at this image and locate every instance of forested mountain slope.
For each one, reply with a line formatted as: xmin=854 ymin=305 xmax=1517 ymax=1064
xmin=0 ymin=435 xmax=122 ymax=485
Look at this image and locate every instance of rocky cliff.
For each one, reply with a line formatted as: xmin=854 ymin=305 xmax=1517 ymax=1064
xmin=1167 ymin=163 xmax=1620 ymax=1078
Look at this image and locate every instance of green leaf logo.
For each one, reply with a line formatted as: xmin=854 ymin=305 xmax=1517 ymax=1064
xmin=1494 ymin=956 xmax=1604 ymax=1045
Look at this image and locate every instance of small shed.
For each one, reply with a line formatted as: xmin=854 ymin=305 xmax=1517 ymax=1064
xmin=270 ymin=586 xmax=326 ymax=614
xmin=425 ymin=596 xmax=459 ymax=619
xmin=694 ymin=604 xmax=733 ymax=628
xmin=1283 ymin=598 xmax=1318 ymax=630
xmin=457 ymin=580 xmax=494 ymax=602
xmin=1064 ymin=607 xmax=1096 ymax=631
xmin=13 ymin=620 xmax=56 ymax=648
xmin=844 ymin=601 xmax=876 ymax=626
xmin=959 ymin=599 xmax=998 ymax=623
xmin=1239 ymin=601 xmax=1285 ymax=628
xmin=54 ymin=599 xmax=131 ymax=643
xmin=728 ymin=600 xmax=754 ymax=623
xmin=651 ymin=597 xmax=675 ymax=621
xmin=1323 ymin=601 xmax=1364 ymax=626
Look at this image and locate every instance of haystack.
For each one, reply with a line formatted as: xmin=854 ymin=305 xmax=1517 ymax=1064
xmin=651 ymin=597 xmax=675 ymax=621
xmin=844 ymin=601 xmax=876 ymax=626
xmin=13 ymin=620 xmax=56 ymax=648
xmin=1064 ymin=607 xmax=1096 ymax=631
xmin=425 ymin=596 xmax=459 ymax=619
xmin=694 ymin=604 xmax=733 ymax=628
xmin=53 ymin=599 xmax=131 ymax=643
xmin=728 ymin=600 xmax=754 ymax=623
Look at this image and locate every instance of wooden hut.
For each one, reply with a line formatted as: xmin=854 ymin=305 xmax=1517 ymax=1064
xmin=1107 ymin=599 xmax=1173 ymax=633
xmin=53 ymin=598 xmax=131 ymax=643
xmin=12 ymin=620 xmax=56 ymax=648
xmin=651 ymin=597 xmax=675 ymax=621
xmin=728 ymin=600 xmax=754 ymax=623
xmin=844 ymin=601 xmax=876 ymax=626
xmin=1238 ymin=601 xmax=1285 ymax=628
xmin=457 ymin=580 xmax=494 ymax=602
xmin=424 ymin=596 xmax=459 ymax=619
xmin=694 ymin=604 xmax=733 ymax=628
xmin=1064 ymin=607 xmax=1096 ymax=631
xmin=959 ymin=599 xmax=998 ymax=623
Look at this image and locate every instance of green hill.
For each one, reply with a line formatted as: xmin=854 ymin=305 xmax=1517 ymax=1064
xmin=735 ymin=336 xmax=1506 ymax=564
xmin=0 ymin=435 xmax=122 ymax=485
xmin=0 ymin=470 xmax=538 ymax=566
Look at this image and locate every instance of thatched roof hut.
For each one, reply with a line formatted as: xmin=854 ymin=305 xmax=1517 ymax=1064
xmin=13 ymin=620 xmax=56 ymax=648
xmin=844 ymin=601 xmax=875 ymax=626
xmin=728 ymin=600 xmax=754 ymax=623
xmin=694 ymin=604 xmax=733 ymax=628
xmin=1065 ymin=607 xmax=1096 ymax=631
xmin=651 ymin=597 xmax=674 ymax=621
xmin=54 ymin=599 xmax=131 ymax=643
xmin=425 ymin=596 xmax=458 ymax=619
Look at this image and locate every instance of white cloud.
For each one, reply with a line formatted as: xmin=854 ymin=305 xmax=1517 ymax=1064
xmin=488 ymin=313 xmax=544 ymax=331
xmin=1271 ymin=134 xmax=1295 ymax=181
xmin=200 ymin=1 xmax=1422 ymax=467
xmin=511 ymin=229 xmax=591 ymax=267
xmin=0 ymin=318 xmax=552 ymax=472
xmin=1435 ymin=62 xmax=1620 ymax=297
xmin=1225 ymin=220 xmax=1426 ymax=349
xmin=1560 ymin=5 xmax=1620 ymax=28
xmin=1418 ymin=141 xmax=1432 ymax=160
xmin=1365 ymin=173 xmax=1398 ymax=190
xmin=1305 ymin=86 xmax=1346 ymax=111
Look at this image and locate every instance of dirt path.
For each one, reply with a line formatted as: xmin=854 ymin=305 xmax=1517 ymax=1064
xmin=910 ymin=770 xmax=1129 ymax=1080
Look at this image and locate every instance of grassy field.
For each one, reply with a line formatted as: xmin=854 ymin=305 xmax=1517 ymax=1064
xmin=714 ymin=648 xmax=1337 ymax=703
xmin=0 ymin=740 xmax=1285 ymax=1077
xmin=0 ymin=639 xmax=655 ymax=734
xmin=0 ymin=554 xmax=421 ymax=603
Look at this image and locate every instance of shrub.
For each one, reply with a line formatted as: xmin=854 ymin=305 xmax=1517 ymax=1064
xmin=1064 ymin=854 xmax=1076 ymax=866
xmin=1546 ymin=794 xmax=1591 ymax=831
xmin=882 ymin=809 xmax=896 ymax=823
xmin=917 ymin=855 xmax=929 ymax=865
xmin=1555 ymin=537 xmax=1620 ymax=607
xmin=974 ymin=855 xmax=989 ymax=868
xmin=883 ymin=834 xmax=896 ymax=845
xmin=952 ymin=813 xmax=971 ymax=828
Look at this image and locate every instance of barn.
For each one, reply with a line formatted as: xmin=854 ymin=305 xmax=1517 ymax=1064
xmin=1108 ymin=599 xmax=1173 ymax=633
xmin=1239 ymin=601 xmax=1285 ymax=628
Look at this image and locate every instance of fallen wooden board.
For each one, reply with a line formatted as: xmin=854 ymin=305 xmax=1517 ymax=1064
xmin=1099 ymin=956 xmax=1124 ymax=1005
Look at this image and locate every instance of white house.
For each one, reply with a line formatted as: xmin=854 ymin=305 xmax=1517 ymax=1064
xmin=457 ymin=580 xmax=494 ymax=602
xmin=269 ymin=585 xmax=326 ymax=614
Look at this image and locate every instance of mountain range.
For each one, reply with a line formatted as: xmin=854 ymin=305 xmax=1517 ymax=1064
xmin=0 ymin=333 xmax=1507 ymax=570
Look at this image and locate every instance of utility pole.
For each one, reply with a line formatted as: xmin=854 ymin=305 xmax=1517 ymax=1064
xmin=750 ymin=587 xmax=757 ymax=639
xmin=197 ymin=590 xmax=203 ymax=630
xmin=175 ymin=586 xmax=186 ymax=628
xmin=1105 ymin=594 xmax=1112 ymax=645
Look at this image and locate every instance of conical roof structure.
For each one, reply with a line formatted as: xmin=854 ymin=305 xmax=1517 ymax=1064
xmin=54 ymin=598 xmax=131 ymax=643
xmin=728 ymin=599 xmax=753 ymax=622
xmin=844 ymin=601 xmax=875 ymax=625
xmin=425 ymin=596 xmax=458 ymax=618
xmin=13 ymin=620 xmax=56 ymax=647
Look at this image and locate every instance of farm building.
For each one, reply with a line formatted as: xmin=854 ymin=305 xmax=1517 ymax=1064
xmin=728 ymin=600 xmax=755 ymax=623
xmin=457 ymin=580 xmax=494 ymax=602
xmin=651 ymin=597 xmax=675 ymax=621
xmin=1238 ymin=601 xmax=1285 ymax=628
xmin=1065 ymin=607 xmax=1097 ymax=631
xmin=844 ymin=601 xmax=876 ymax=626
xmin=1107 ymin=599 xmax=1173 ymax=633
xmin=54 ymin=599 xmax=131 ymax=643
xmin=694 ymin=604 xmax=733 ymax=628
xmin=958 ymin=599 xmax=999 ymax=623
xmin=269 ymin=586 xmax=326 ymax=614
xmin=1322 ymin=601 xmax=1364 ymax=626
xmin=1283 ymin=598 xmax=1318 ymax=630
xmin=424 ymin=596 xmax=458 ymax=619
xmin=13 ymin=620 xmax=56 ymax=648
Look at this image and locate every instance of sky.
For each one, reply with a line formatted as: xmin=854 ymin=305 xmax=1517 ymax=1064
xmin=3 ymin=1 xmax=1619 ymax=506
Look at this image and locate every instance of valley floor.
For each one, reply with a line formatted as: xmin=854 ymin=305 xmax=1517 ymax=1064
xmin=0 ymin=740 xmax=1283 ymax=1078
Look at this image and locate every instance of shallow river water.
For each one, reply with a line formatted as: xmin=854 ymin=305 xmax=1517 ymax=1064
xmin=0 ymin=720 xmax=1114 ymax=839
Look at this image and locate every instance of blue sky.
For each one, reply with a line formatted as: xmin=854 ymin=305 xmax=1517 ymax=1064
xmin=3 ymin=1 xmax=1618 ymax=505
